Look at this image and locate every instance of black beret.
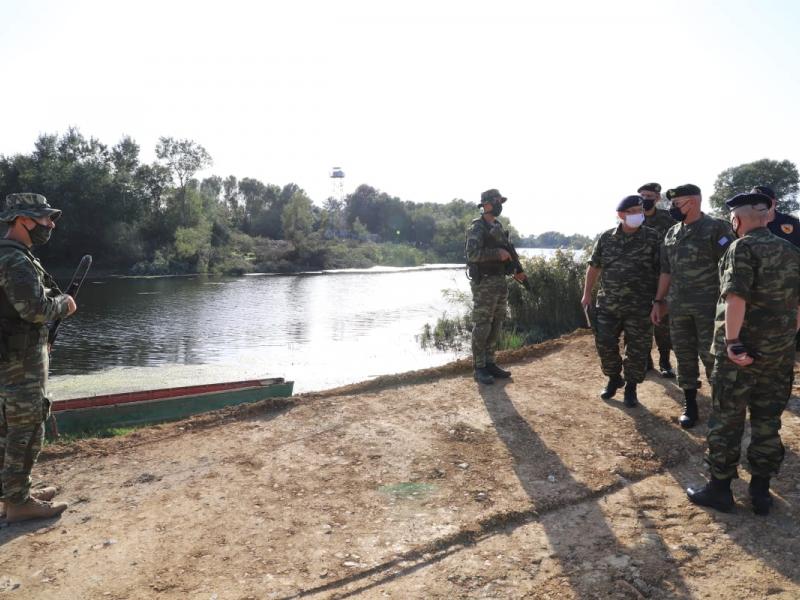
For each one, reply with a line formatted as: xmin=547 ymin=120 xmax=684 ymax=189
xmin=616 ymin=195 xmax=643 ymax=211
xmin=726 ymin=192 xmax=772 ymax=210
xmin=751 ymin=185 xmax=776 ymax=200
xmin=637 ymin=182 xmax=661 ymax=194
xmin=480 ymin=188 xmax=506 ymax=205
xmin=665 ymin=184 xmax=701 ymax=200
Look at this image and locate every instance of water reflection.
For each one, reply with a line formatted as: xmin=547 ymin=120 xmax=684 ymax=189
xmin=50 ymin=267 xmax=472 ymax=393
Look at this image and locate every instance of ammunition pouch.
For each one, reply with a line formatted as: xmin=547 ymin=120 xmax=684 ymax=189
xmin=0 ymin=318 xmax=44 ymax=362
xmin=467 ymin=262 xmax=505 ymax=280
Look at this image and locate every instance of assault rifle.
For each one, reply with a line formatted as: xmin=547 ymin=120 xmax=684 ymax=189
xmin=504 ymin=243 xmax=532 ymax=292
xmin=48 ymin=255 xmax=92 ymax=346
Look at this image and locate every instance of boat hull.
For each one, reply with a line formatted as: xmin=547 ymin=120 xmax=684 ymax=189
xmin=51 ymin=378 xmax=294 ymax=436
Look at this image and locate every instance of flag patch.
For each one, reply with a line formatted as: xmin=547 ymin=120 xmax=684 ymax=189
xmin=718 ymin=236 xmax=730 ymax=246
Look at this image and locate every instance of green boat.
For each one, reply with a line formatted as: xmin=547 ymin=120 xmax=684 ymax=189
xmin=50 ymin=377 xmax=294 ymax=436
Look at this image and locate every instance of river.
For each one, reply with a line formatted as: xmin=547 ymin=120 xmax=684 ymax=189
xmin=49 ymin=249 xmax=565 ymax=397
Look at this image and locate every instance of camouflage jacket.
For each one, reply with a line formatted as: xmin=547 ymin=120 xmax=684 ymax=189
xmin=661 ymin=214 xmax=734 ymax=311
xmin=712 ymin=227 xmax=800 ymax=357
xmin=643 ymin=208 xmax=675 ymax=240
xmin=588 ymin=224 xmax=661 ymax=313
xmin=0 ymin=240 xmax=70 ymax=328
xmin=465 ymin=217 xmax=511 ymax=275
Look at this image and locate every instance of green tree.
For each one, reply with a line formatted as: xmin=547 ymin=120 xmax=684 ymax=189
xmin=281 ymin=190 xmax=314 ymax=243
xmin=155 ymin=137 xmax=212 ymax=224
xmin=710 ymin=158 xmax=799 ymax=214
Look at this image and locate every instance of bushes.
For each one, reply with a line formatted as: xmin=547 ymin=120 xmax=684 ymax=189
xmin=422 ymin=250 xmax=587 ymax=351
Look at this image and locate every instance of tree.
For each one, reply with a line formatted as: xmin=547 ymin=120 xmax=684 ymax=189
xmin=155 ymin=137 xmax=212 ymax=225
xmin=710 ymin=159 xmax=799 ymax=214
xmin=281 ymin=190 xmax=314 ymax=243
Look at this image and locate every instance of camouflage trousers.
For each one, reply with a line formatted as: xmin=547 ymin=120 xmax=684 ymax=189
xmin=0 ymin=337 xmax=49 ymax=504
xmin=669 ymin=308 xmax=715 ymax=391
xmin=593 ymin=307 xmax=653 ymax=384
xmin=706 ymin=354 xmax=793 ymax=479
xmin=652 ymin=314 xmax=672 ymax=356
xmin=471 ymin=275 xmax=508 ymax=368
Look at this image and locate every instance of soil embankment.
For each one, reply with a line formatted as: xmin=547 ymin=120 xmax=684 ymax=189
xmin=2 ymin=331 xmax=799 ymax=599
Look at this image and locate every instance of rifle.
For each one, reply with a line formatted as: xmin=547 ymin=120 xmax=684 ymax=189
xmin=48 ymin=255 xmax=92 ymax=346
xmin=504 ymin=243 xmax=533 ymax=292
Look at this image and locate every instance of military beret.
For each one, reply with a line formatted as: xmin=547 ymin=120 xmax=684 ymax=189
xmin=616 ymin=195 xmax=643 ymax=211
xmin=665 ymin=184 xmax=701 ymax=200
xmin=0 ymin=193 xmax=62 ymax=223
xmin=637 ymin=182 xmax=661 ymax=194
xmin=480 ymin=189 xmax=506 ymax=205
xmin=726 ymin=192 xmax=772 ymax=210
xmin=751 ymin=185 xmax=776 ymax=201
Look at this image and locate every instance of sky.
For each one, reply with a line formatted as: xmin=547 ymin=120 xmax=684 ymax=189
xmin=3 ymin=0 xmax=800 ymax=236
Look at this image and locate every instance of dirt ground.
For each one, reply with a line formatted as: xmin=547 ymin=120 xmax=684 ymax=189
xmin=2 ymin=331 xmax=799 ymax=599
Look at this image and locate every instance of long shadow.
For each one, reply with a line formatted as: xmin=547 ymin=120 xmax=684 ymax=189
xmin=478 ymin=381 xmax=695 ymax=598
xmin=622 ymin=387 xmax=800 ymax=584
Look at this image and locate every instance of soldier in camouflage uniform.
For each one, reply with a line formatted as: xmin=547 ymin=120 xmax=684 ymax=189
xmin=638 ymin=183 xmax=676 ymax=378
xmin=465 ymin=189 xmax=528 ymax=385
xmin=651 ymin=184 xmax=734 ymax=428
xmin=0 ymin=193 xmax=76 ymax=523
xmin=582 ymin=195 xmax=660 ymax=406
xmin=687 ymin=192 xmax=800 ymax=515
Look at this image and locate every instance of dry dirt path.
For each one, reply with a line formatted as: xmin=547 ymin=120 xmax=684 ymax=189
xmin=1 ymin=332 xmax=799 ymax=599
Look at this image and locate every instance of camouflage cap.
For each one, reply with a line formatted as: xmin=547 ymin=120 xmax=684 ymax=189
xmin=0 ymin=193 xmax=62 ymax=223
xmin=480 ymin=189 xmax=507 ymax=206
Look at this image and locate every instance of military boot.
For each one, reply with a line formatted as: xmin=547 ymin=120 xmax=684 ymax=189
xmin=600 ymin=375 xmax=625 ymax=400
xmin=485 ymin=363 xmax=511 ymax=378
xmin=749 ymin=475 xmax=773 ymax=516
xmin=658 ymin=352 xmax=675 ymax=378
xmin=474 ymin=367 xmax=495 ymax=385
xmin=0 ymin=487 xmax=57 ymax=519
xmin=679 ymin=389 xmax=698 ymax=428
xmin=623 ymin=382 xmax=638 ymax=407
xmin=686 ymin=476 xmax=734 ymax=512
xmin=5 ymin=497 xmax=68 ymax=523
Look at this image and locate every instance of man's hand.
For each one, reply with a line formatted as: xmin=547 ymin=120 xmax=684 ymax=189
xmin=726 ymin=344 xmax=754 ymax=367
xmin=581 ymin=293 xmax=592 ymax=309
xmin=650 ymin=303 xmax=665 ymax=325
xmin=65 ymin=295 xmax=77 ymax=316
xmin=514 ymin=271 xmax=527 ymax=283
xmin=498 ymin=249 xmax=512 ymax=261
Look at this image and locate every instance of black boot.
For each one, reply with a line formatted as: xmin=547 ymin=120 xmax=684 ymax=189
xmin=600 ymin=375 xmax=625 ymax=400
xmin=749 ymin=475 xmax=773 ymax=516
xmin=659 ymin=352 xmax=675 ymax=378
xmin=686 ymin=476 xmax=734 ymax=512
xmin=679 ymin=389 xmax=698 ymax=428
xmin=623 ymin=382 xmax=638 ymax=407
xmin=474 ymin=367 xmax=495 ymax=385
xmin=485 ymin=363 xmax=511 ymax=378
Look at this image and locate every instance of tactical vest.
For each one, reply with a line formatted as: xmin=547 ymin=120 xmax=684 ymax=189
xmin=466 ymin=218 xmax=510 ymax=278
xmin=0 ymin=240 xmax=50 ymax=359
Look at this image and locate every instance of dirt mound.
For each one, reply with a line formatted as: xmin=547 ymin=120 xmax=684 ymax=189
xmin=3 ymin=333 xmax=800 ymax=599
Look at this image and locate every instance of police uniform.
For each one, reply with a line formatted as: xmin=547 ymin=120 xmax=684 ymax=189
xmin=465 ymin=189 xmax=518 ymax=384
xmin=768 ymin=211 xmax=800 ymax=246
xmin=0 ymin=194 xmax=71 ymax=520
xmin=687 ymin=192 xmax=800 ymax=514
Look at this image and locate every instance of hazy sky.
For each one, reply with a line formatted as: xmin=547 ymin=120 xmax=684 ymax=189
xmin=3 ymin=0 xmax=799 ymax=236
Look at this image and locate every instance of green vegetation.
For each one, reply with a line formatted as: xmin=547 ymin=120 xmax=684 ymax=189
xmin=0 ymin=128 xmax=524 ymax=274
xmin=710 ymin=158 xmax=799 ymax=215
xmin=46 ymin=425 xmax=139 ymax=444
xmin=421 ymin=250 xmax=588 ymax=351
xmin=516 ymin=230 xmax=593 ymax=249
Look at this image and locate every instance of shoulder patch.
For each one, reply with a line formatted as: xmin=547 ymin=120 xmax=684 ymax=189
xmin=718 ymin=236 xmax=730 ymax=246
xmin=781 ymin=224 xmax=794 ymax=235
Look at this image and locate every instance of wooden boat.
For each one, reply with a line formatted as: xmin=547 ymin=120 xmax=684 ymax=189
xmin=50 ymin=377 xmax=294 ymax=436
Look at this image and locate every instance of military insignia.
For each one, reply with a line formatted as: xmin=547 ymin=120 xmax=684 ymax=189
xmin=781 ymin=224 xmax=794 ymax=234
xmin=717 ymin=236 xmax=730 ymax=246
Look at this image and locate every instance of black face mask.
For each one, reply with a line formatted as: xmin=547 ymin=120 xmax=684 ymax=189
xmin=642 ymin=198 xmax=656 ymax=211
xmin=669 ymin=205 xmax=687 ymax=222
xmin=24 ymin=222 xmax=53 ymax=246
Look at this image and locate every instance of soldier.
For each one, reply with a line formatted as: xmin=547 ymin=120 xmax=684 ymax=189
xmin=581 ymin=195 xmax=660 ymax=406
xmin=650 ymin=184 xmax=734 ymax=428
xmin=465 ymin=189 xmax=527 ymax=385
xmin=751 ymin=185 xmax=800 ymax=247
xmin=0 ymin=193 xmax=76 ymax=523
xmin=638 ymin=182 xmax=676 ymax=378
xmin=687 ymin=192 xmax=800 ymax=515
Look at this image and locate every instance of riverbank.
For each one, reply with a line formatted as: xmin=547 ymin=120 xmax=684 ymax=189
xmin=4 ymin=331 xmax=799 ymax=599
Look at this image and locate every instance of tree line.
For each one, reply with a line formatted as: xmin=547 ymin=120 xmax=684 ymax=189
xmin=0 ymin=129 xmax=521 ymax=274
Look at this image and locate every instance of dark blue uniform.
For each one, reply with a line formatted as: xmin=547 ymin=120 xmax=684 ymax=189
xmin=768 ymin=211 xmax=800 ymax=247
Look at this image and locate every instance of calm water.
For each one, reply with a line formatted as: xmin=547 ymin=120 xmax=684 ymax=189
xmin=50 ymin=266 xmax=474 ymax=394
